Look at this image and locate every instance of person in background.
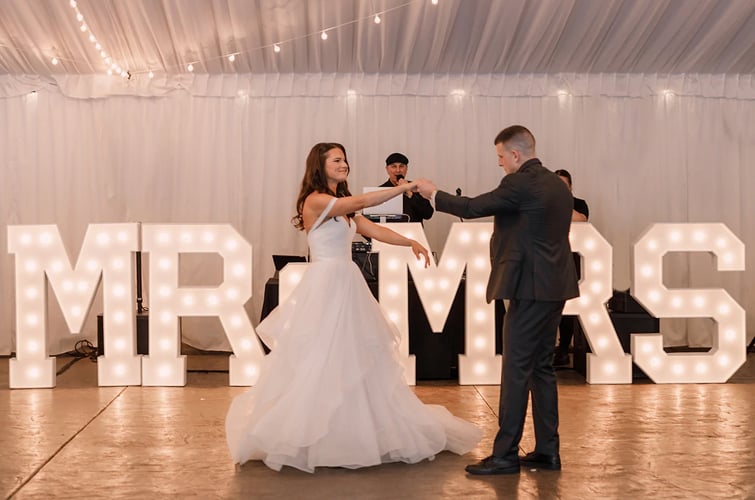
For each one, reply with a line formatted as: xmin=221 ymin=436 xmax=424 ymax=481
xmin=553 ymin=169 xmax=589 ymax=367
xmin=380 ymin=152 xmax=434 ymax=223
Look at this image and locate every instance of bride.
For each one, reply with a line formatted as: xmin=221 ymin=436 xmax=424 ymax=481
xmin=225 ymin=142 xmax=482 ymax=473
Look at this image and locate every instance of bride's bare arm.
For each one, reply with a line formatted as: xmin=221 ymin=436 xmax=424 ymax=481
xmin=354 ymin=216 xmax=430 ymax=268
xmin=303 ymin=183 xmax=415 ymax=226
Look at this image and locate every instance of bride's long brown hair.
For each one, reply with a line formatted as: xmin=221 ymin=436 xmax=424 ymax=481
xmin=292 ymin=142 xmax=354 ymax=231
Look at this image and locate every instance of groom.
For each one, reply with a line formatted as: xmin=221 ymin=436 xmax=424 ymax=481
xmin=416 ymin=125 xmax=579 ymax=474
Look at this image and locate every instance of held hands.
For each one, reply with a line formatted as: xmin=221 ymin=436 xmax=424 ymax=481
xmin=409 ymin=240 xmax=431 ymax=268
xmin=398 ymin=178 xmax=415 ymax=198
xmin=414 ymin=178 xmax=437 ymax=200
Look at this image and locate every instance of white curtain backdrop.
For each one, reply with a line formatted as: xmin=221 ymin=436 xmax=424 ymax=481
xmin=1 ymin=73 xmax=753 ymax=355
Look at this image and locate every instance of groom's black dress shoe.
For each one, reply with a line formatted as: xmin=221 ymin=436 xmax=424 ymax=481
xmin=465 ymin=455 xmax=520 ymax=475
xmin=520 ymin=452 xmax=561 ymax=470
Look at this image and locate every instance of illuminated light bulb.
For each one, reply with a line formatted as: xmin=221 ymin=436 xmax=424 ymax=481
xmin=161 ymin=312 xmax=172 ymax=323
xmin=71 ymin=306 xmax=82 ymax=317
xmin=388 ymin=312 xmax=400 ymax=323
xmin=387 ymin=285 xmax=399 ymax=297
xmin=233 ymin=264 xmax=246 ymax=277
xmin=88 ymin=34 xmax=95 ymax=43
xmin=650 ymin=357 xmax=661 ymax=367
xmin=591 ymin=261 xmax=603 ymax=272
xmin=228 ymin=54 xmax=236 ymax=62
xmin=98 ymin=47 xmax=104 ymax=54
xmin=245 ymin=365 xmax=257 ymax=377
xmin=671 ymin=296 xmax=683 ymax=308
xmin=51 ymin=57 xmax=59 ymax=65
xmin=187 ymin=63 xmax=194 ymax=72
xmin=693 ymin=296 xmax=705 ymax=308
xmin=589 ymin=313 xmax=600 ymax=325
xmin=158 ymin=232 xmax=170 ymax=243
xmin=160 ymin=339 xmax=171 ymax=350
xmin=718 ymin=303 xmax=730 ymax=315
xmin=374 ymin=14 xmax=381 ymax=24
xmin=159 ymin=286 xmax=171 ymax=297
xmin=474 ymin=257 xmax=486 ymax=269
xmin=478 ymin=231 xmax=491 ymax=242
xmin=474 ymin=338 xmax=486 ymax=349
xmin=148 ymin=71 xmax=154 ymax=78
xmin=225 ymin=238 xmax=238 ymax=251
xmin=321 ymin=31 xmax=328 ymax=40
xmin=474 ymin=284 xmax=485 ymax=296
xmin=87 ymin=259 xmax=99 ymax=271
xmin=432 ymin=0 xmax=439 ymax=5
xmin=26 ymin=314 xmax=38 ymax=326
xmin=114 ymin=339 xmax=126 ymax=351
xmin=669 ymin=231 xmax=681 ymax=242
xmin=473 ymin=363 xmax=486 ymax=375
xmin=474 ymin=310 xmax=486 ymax=322
xmin=432 ymin=302 xmax=443 ymax=313
xmin=158 ymin=365 xmax=172 ymax=378
xmin=439 ymin=279 xmax=449 ymax=290
xmin=50 ymin=260 xmax=64 ymax=273
xmin=114 ymin=364 xmax=126 ymax=376
xmin=112 ymin=285 xmax=125 ymax=297
xmin=695 ymin=363 xmax=708 ymax=374
xmin=241 ymin=338 xmax=253 ymax=350
xmin=273 ymin=44 xmax=281 ymax=53
xmin=114 ymin=311 xmax=125 ymax=323
xmin=672 ymin=364 xmax=684 ymax=375
xmin=693 ymin=231 xmax=707 ymax=242
xmin=20 ymin=233 xmax=32 ymax=245
xmin=231 ymin=315 xmax=243 ymax=327
xmin=77 ymin=13 xmax=84 ymax=21
xmin=287 ymin=273 xmax=302 ymax=286
xmin=423 ymin=279 xmax=435 ymax=290
xmin=459 ymin=231 xmax=471 ymax=243
xmin=603 ymin=363 xmax=616 ymax=374
xmin=28 ymin=367 xmax=40 ymax=379
xmin=80 ymin=24 xmax=87 ymax=32
xmin=641 ymin=265 xmax=653 ymax=277
xmin=445 ymin=258 xmax=458 ymax=269
xmin=405 ymin=232 xmax=415 ymax=239
xmin=40 ymin=232 xmax=53 ymax=245
xmin=584 ymin=239 xmax=595 ymax=250
xmin=725 ymin=329 xmax=736 ymax=341
xmin=28 ymin=340 xmax=39 ymax=352
xmin=207 ymin=295 xmax=219 ymax=306
xmin=718 ymin=354 xmax=730 ymax=367
xmin=557 ymin=89 xmax=570 ymax=97
xmin=642 ymin=343 xmax=653 ymax=353
xmin=26 ymin=287 xmax=39 ymax=299
xmin=77 ymin=281 xmax=89 ymax=292
xmin=202 ymin=231 xmax=215 ymax=243
xmin=597 ymin=337 xmax=608 ymax=348
xmin=183 ymin=295 xmax=195 ymax=306
xmin=226 ymin=288 xmax=239 ymax=300
xmin=70 ymin=0 xmax=77 ymax=8
xmin=647 ymin=239 xmax=658 ymax=250
xmin=715 ymin=237 xmax=727 ymax=248
xmin=579 ymin=295 xmax=591 ymax=306
xmin=590 ymin=282 xmax=602 ymax=294
xmin=159 ymin=258 xmax=171 ymax=270
xmin=24 ymin=260 xmax=38 ymax=273
xmin=648 ymin=290 xmax=661 ymax=302
xmin=388 ymin=259 xmax=400 ymax=270
xmin=107 ymin=69 xmax=113 ymax=76
xmin=112 ymin=258 xmax=124 ymax=269
xmin=722 ymin=253 xmax=734 ymax=264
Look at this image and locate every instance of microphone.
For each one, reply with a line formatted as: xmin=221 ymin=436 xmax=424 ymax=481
xmin=395 ymin=174 xmax=404 ymax=181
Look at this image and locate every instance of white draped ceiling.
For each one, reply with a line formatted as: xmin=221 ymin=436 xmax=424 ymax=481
xmin=0 ymin=0 xmax=754 ymax=356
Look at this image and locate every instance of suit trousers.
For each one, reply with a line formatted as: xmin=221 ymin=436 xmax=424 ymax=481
xmin=492 ymin=298 xmax=565 ymax=458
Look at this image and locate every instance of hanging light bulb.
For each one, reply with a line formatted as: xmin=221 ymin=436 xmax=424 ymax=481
xmin=76 ymin=13 xmax=83 ymax=22
xmin=69 ymin=0 xmax=77 ymax=7
xmin=374 ymin=15 xmax=381 ymax=24
xmin=51 ymin=57 xmax=59 ymax=65
xmin=273 ymin=44 xmax=281 ymax=53
xmin=80 ymin=24 xmax=87 ymax=32
xmin=321 ymin=31 xmax=328 ymax=40
xmin=228 ymin=54 xmax=236 ymax=62
xmin=148 ymin=70 xmax=154 ymax=79
xmin=431 ymin=0 xmax=439 ymax=4
xmin=187 ymin=63 xmax=194 ymax=72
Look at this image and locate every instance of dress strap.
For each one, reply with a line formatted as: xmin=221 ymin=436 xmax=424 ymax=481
xmin=311 ymin=197 xmax=338 ymax=231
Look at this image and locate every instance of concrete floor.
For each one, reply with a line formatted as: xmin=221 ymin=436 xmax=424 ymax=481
xmin=1 ymin=353 xmax=754 ymax=499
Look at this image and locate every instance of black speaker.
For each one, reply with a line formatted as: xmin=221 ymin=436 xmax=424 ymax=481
xmin=96 ymin=313 xmax=149 ymax=356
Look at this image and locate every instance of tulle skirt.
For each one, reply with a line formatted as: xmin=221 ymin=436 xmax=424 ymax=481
xmin=225 ymin=259 xmax=482 ymax=472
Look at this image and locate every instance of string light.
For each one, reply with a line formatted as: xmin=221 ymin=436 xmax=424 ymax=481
xmin=228 ymin=54 xmax=236 ymax=62
xmin=68 ymin=0 xmax=128 ymax=77
xmin=321 ymin=31 xmax=329 ymax=40
xmin=374 ymin=15 xmax=381 ymax=24
xmin=273 ymin=44 xmax=281 ymax=53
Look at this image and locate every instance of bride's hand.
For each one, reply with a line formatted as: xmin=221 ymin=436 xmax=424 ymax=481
xmin=409 ymin=240 xmax=431 ymax=268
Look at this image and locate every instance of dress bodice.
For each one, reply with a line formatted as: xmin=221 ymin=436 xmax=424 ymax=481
xmin=307 ymin=197 xmax=356 ymax=262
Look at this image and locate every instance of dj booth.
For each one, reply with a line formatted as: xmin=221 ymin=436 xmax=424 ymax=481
xmin=261 ymin=250 xmax=506 ymax=380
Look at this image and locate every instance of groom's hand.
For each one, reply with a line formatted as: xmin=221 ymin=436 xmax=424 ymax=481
xmin=415 ymin=178 xmax=437 ymax=200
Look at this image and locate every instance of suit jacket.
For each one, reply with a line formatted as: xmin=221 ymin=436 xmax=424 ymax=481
xmin=379 ymin=179 xmax=434 ymax=223
xmin=435 ymin=158 xmax=579 ymax=303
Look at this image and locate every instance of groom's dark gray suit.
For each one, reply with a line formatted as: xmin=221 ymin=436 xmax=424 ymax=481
xmin=435 ymin=157 xmax=579 ymax=458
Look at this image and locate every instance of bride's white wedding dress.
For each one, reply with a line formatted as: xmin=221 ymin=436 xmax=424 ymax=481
xmin=225 ymin=197 xmax=482 ymax=472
